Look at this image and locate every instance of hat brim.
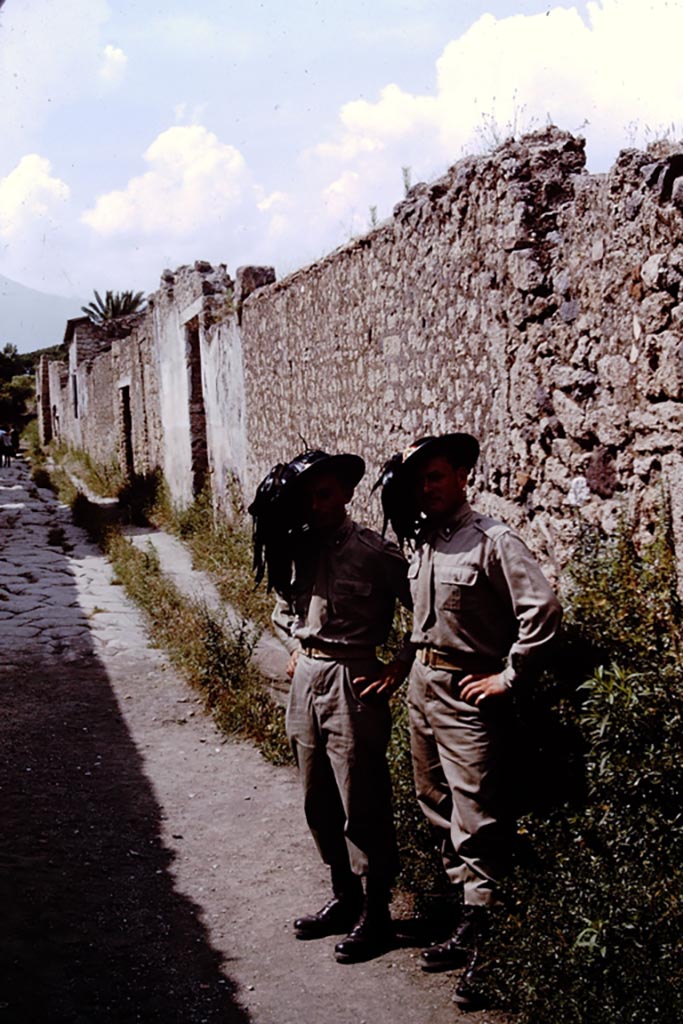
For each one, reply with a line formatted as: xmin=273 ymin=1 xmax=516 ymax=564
xmin=288 ymin=452 xmax=365 ymax=491
xmin=402 ymin=433 xmax=479 ymax=472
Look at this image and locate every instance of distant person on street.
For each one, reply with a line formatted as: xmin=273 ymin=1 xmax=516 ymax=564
xmin=0 ymin=426 xmax=13 ymax=467
xmin=249 ymin=449 xmax=412 ymax=963
xmin=375 ymin=431 xmax=562 ymax=1009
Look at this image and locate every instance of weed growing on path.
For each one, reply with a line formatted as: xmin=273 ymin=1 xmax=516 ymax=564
xmin=107 ymin=532 xmax=291 ymax=766
xmin=153 ymin=483 xmax=274 ymax=632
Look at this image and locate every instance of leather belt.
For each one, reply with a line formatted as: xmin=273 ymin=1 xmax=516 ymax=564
xmin=416 ymin=646 xmax=466 ymax=672
xmin=303 ymin=644 xmax=376 ymax=662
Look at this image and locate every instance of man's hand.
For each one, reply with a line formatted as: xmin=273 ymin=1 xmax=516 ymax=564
xmin=354 ymin=659 xmax=410 ymax=701
xmin=286 ymin=650 xmax=300 ymax=679
xmin=459 ymin=671 xmax=509 ymax=706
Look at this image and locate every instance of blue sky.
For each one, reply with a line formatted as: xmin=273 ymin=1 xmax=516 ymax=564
xmin=1 ymin=0 xmax=682 ymax=301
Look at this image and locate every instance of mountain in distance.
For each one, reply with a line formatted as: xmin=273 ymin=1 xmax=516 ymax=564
xmin=0 ymin=274 xmax=86 ymax=354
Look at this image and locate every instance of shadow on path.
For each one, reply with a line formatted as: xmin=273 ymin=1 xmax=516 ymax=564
xmin=0 ymin=646 xmax=251 ymax=1024
xmin=0 ymin=466 xmax=250 ymax=1023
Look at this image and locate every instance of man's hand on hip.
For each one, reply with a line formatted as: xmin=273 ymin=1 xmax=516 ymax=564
xmin=459 ymin=672 xmax=509 ymax=706
xmin=355 ymin=659 xmax=410 ymax=700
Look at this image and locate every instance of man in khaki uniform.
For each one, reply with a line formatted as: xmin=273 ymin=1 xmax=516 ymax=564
xmin=251 ymin=449 xmax=412 ymax=962
xmin=373 ymin=432 xmax=562 ymax=1007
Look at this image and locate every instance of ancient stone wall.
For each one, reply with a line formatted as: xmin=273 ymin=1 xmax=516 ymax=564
xmin=240 ymin=129 xmax=683 ymax=576
xmin=39 ymin=128 xmax=683 ymax=578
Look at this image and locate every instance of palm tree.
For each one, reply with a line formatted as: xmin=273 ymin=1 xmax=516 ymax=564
xmin=81 ymin=289 xmax=147 ymax=325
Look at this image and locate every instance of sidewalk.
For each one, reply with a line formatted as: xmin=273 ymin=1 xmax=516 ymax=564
xmin=123 ymin=523 xmax=291 ymax=701
xmin=0 ymin=456 xmax=504 ymax=1023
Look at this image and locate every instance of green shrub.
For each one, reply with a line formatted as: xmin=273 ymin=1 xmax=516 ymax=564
xmin=490 ymin=510 xmax=683 ymax=1023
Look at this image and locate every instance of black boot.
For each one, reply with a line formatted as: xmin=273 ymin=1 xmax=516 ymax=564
xmin=334 ymin=879 xmax=393 ymax=963
xmin=420 ymin=904 xmax=487 ymax=971
xmin=294 ymin=870 xmax=363 ymax=940
xmin=453 ymin=943 xmax=489 ymax=1011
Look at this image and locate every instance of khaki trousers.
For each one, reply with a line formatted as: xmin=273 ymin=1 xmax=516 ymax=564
xmin=286 ymin=652 xmax=399 ymax=880
xmin=407 ymin=659 xmax=514 ymax=907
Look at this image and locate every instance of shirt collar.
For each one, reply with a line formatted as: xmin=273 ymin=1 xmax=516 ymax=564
xmin=436 ymin=501 xmax=473 ymax=540
xmin=318 ymin=513 xmax=353 ymax=550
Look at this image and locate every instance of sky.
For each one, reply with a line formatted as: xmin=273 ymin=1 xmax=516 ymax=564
xmin=0 ymin=0 xmax=682 ymax=304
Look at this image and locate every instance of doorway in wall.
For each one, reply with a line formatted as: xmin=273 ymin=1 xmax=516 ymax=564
xmin=185 ymin=317 xmax=209 ymax=496
xmin=119 ymin=385 xmax=135 ymax=479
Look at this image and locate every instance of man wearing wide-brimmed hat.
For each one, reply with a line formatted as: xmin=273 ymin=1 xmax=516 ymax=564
xmin=249 ymin=448 xmax=412 ymax=963
xmin=373 ymin=432 xmax=562 ymax=1008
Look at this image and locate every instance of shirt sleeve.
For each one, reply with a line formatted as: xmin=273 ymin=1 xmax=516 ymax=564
xmin=488 ymin=532 xmax=563 ymax=687
xmin=271 ymin=593 xmax=303 ymax=655
xmin=384 ymin=540 xmax=414 ymax=613
xmin=382 ymin=542 xmax=415 ymax=664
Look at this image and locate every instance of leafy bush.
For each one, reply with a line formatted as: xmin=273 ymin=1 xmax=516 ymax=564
xmin=490 ymin=510 xmax=683 ymax=1023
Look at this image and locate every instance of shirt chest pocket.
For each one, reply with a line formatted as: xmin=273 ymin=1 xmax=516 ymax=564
xmin=436 ymin=565 xmax=478 ymax=612
xmin=334 ymin=579 xmax=373 ymax=599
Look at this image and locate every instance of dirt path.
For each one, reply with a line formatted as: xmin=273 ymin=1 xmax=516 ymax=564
xmin=0 ymin=458 xmax=505 ymax=1023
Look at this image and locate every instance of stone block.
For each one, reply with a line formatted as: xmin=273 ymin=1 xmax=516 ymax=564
xmin=508 ymin=249 xmax=544 ymax=292
xmin=585 ymin=446 xmax=618 ymax=498
xmin=641 ymin=253 xmax=666 ymax=290
xmin=640 ymin=292 xmax=674 ymax=333
xmin=552 ymin=390 xmax=586 ymax=440
xmin=653 ymin=330 xmax=683 ymax=399
xmin=235 ymin=266 xmax=276 ymax=306
xmin=560 ymin=299 xmax=580 ymax=323
xmin=596 ymin=355 xmax=633 ymax=389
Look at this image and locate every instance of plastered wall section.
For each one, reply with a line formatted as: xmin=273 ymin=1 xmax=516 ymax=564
xmin=150 ymin=265 xmax=240 ymax=509
xmin=240 ymin=129 xmax=683 ymax=575
xmin=201 ymin=315 xmax=248 ymax=516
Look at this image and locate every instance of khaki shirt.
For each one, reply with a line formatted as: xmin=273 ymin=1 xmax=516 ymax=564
xmin=272 ymin=515 xmax=412 ymax=656
xmin=410 ymin=502 xmax=562 ymax=686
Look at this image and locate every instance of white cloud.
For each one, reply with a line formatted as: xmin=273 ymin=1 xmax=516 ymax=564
xmin=82 ymin=125 xmax=250 ymax=237
xmin=0 ymin=155 xmax=70 ymax=239
xmin=99 ymin=44 xmax=127 ymax=84
xmin=260 ymin=0 xmax=682 ymax=278
xmin=257 ymin=191 xmax=290 ymax=213
xmin=0 ymin=154 xmax=80 ymax=295
xmin=339 ymin=83 xmax=439 ymax=143
xmin=5 ymin=0 xmax=683 ymax=302
xmin=308 ymin=0 xmax=683 ymax=195
xmin=174 ymin=101 xmax=208 ymax=125
xmin=322 ymin=170 xmax=364 ymax=220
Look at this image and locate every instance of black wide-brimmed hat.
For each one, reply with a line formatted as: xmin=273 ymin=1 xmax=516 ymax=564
xmin=247 ymin=449 xmax=364 ymax=594
xmin=372 ymin=432 xmax=479 ymax=546
xmin=286 ymin=449 xmax=365 ymax=489
xmin=400 ymin=432 xmax=479 ymax=472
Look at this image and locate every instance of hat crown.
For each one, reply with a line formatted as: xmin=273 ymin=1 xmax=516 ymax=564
xmin=403 ymin=432 xmax=479 ymax=470
xmin=288 ymin=449 xmax=331 ymax=477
